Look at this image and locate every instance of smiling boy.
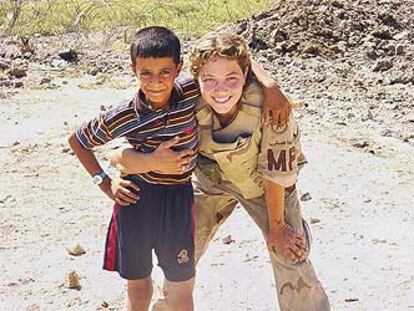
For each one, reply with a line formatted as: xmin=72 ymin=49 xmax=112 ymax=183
xmin=68 ymin=27 xmax=199 ymax=311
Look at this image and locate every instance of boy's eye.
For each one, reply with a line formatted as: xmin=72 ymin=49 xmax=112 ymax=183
xmin=139 ymin=72 xmax=151 ymax=78
xmin=160 ymin=70 xmax=172 ymax=77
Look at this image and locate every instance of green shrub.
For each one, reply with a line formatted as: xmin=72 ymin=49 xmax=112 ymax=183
xmin=0 ymin=0 xmax=272 ymax=37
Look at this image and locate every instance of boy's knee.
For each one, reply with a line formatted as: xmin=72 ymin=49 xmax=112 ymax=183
xmin=127 ymin=277 xmax=153 ymax=310
xmin=165 ymin=278 xmax=194 ymax=311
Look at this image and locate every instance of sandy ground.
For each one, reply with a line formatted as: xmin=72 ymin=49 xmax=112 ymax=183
xmin=0 ymin=79 xmax=413 ymax=311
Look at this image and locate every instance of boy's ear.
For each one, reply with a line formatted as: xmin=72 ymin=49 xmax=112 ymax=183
xmin=130 ymin=63 xmax=137 ymax=76
xmin=176 ymin=60 xmax=183 ymax=73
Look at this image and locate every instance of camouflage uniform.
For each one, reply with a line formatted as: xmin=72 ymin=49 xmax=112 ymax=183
xmin=193 ymin=81 xmax=330 ymax=311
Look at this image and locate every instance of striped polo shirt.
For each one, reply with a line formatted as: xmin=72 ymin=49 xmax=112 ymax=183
xmin=75 ymin=76 xmax=200 ymax=185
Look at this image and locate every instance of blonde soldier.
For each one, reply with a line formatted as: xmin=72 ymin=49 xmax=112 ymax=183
xmin=112 ymin=33 xmax=330 ymax=310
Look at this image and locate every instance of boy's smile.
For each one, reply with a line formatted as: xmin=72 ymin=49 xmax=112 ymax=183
xmin=132 ymin=57 xmax=182 ymax=109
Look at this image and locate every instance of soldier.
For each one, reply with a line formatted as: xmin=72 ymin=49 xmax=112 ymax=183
xmin=112 ymin=32 xmax=330 ymax=310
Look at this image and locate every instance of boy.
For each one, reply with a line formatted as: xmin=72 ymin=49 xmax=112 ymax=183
xmin=68 ymin=26 xmax=198 ymax=311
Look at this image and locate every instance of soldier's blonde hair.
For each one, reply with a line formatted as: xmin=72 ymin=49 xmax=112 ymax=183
xmin=189 ymin=32 xmax=251 ymax=77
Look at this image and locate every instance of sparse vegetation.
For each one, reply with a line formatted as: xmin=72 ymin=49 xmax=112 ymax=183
xmin=0 ymin=0 xmax=272 ymax=37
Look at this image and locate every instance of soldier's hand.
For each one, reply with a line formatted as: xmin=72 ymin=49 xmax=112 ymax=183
xmin=267 ymin=224 xmax=308 ymax=263
xmin=262 ymin=86 xmax=292 ymax=128
xmin=152 ymin=137 xmax=196 ymax=174
xmin=99 ymin=177 xmax=140 ymax=206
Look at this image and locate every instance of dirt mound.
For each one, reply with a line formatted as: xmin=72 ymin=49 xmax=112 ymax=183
xmin=234 ymin=0 xmax=413 ymax=82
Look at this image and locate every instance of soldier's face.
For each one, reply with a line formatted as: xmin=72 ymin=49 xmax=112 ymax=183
xmin=198 ymin=56 xmax=247 ymax=116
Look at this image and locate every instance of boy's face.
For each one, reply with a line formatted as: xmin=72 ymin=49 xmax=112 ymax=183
xmin=132 ymin=57 xmax=182 ymax=108
xmin=197 ymin=56 xmax=247 ymax=116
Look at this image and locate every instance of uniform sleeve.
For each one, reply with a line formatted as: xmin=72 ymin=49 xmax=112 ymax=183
xmin=75 ymin=103 xmax=132 ymax=150
xmin=257 ymin=115 xmax=305 ymax=187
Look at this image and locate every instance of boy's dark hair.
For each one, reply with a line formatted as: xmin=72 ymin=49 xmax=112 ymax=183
xmin=130 ymin=26 xmax=181 ymax=65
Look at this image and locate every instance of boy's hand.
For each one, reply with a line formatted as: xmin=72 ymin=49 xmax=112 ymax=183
xmin=262 ymin=86 xmax=292 ymax=127
xmin=151 ymin=137 xmax=195 ymax=174
xmin=267 ymin=224 xmax=308 ymax=263
xmin=99 ymin=177 xmax=140 ymax=206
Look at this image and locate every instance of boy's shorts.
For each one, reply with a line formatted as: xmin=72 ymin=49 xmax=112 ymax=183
xmin=103 ymin=177 xmax=195 ymax=282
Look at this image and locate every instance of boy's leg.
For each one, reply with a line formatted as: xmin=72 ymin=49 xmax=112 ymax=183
xmin=239 ymin=187 xmax=330 ymax=311
xmin=127 ymin=276 xmax=153 ymax=311
xmin=154 ymin=183 xmax=196 ymax=311
xmin=164 ymin=278 xmax=195 ymax=311
xmin=103 ymin=179 xmax=160 ymax=310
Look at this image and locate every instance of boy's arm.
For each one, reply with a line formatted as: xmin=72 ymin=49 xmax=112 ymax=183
xmin=110 ymin=137 xmax=194 ymax=175
xmin=68 ymin=133 xmax=139 ymax=206
xmin=263 ymin=179 xmax=307 ymax=262
xmin=251 ymin=60 xmax=291 ymax=127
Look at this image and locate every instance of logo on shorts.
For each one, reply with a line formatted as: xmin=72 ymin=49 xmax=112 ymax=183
xmin=177 ymin=249 xmax=189 ymax=264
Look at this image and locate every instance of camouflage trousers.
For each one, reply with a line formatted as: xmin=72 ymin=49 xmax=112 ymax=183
xmin=192 ymin=168 xmax=330 ymax=311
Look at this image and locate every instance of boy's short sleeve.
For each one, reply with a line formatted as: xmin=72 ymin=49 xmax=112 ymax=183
xmin=75 ymin=102 xmax=132 ymax=149
xmin=257 ymin=115 xmax=305 ymax=187
xmin=175 ymin=71 xmax=200 ymax=97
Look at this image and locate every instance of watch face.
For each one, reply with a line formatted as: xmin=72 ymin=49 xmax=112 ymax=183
xmin=92 ymin=175 xmax=103 ymax=185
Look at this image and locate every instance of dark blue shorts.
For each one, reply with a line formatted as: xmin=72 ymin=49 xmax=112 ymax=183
xmin=103 ymin=177 xmax=195 ymax=282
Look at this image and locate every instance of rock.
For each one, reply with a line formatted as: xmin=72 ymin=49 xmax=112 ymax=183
xmin=67 ymin=244 xmax=86 ymax=256
xmin=222 ymin=235 xmax=235 ymax=245
xmin=61 ymin=147 xmax=71 ymax=153
xmin=26 ymin=304 xmax=40 ymax=311
xmin=353 ymin=141 xmax=369 ymax=148
xmin=367 ymin=109 xmax=375 ymax=120
xmin=65 ymin=271 xmax=81 ymax=289
xmin=310 ymin=218 xmax=321 ymax=224
xmin=23 ymin=52 xmax=33 ymax=59
xmin=330 ymin=44 xmax=343 ymax=54
xmin=395 ymin=45 xmax=404 ymax=55
xmin=372 ymin=238 xmax=387 ymax=244
xmin=0 ymin=194 xmax=16 ymax=204
xmin=373 ymin=59 xmax=393 ymax=72
xmin=0 ymin=60 xmax=10 ymax=70
xmin=302 ymin=45 xmax=319 ymax=55
xmin=371 ymin=28 xmax=393 ymax=40
xmin=347 ymin=112 xmax=355 ymax=118
xmin=345 ymin=298 xmax=359 ymax=303
xmin=381 ymin=129 xmax=392 ymax=137
xmin=40 ymin=77 xmax=51 ymax=85
xmin=87 ymin=67 xmax=101 ymax=76
xmin=8 ymin=67 xmax=27 ymax=78
xmin=248 ymin=37 xmax=268 ymax=51
xmin=0 ymin=80 xmax=24 ymax=88
xmin=300 ymin=192 xmax=312 ymax=201
xmin=58 ymin=49 xmax=78 ymax=62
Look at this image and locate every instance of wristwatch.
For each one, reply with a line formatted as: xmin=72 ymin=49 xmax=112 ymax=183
xmin=92 ymin=171 xmax=108 ymax=185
